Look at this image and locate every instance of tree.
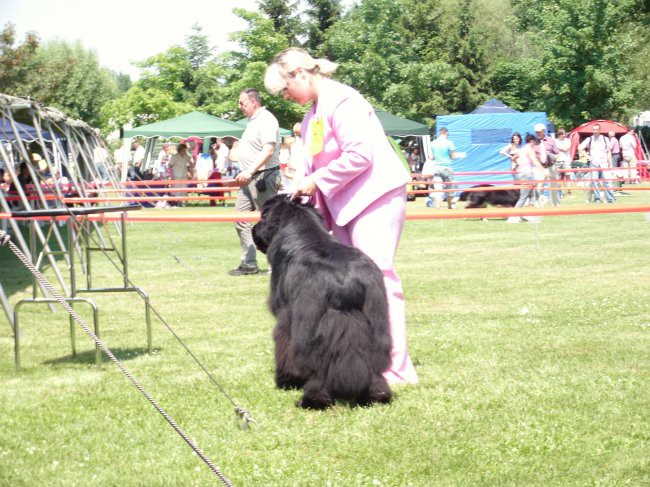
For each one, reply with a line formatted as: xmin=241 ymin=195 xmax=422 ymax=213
xmin=495 ymin=0 xmax=650 ymax=127
xmin=0 ymin=22 xmax=39 ymax=96
xmin=212 ymin=8 xmax=303 ymax=127
xmin=303 ymin=0 xmax=343 ymax=55
xmin=100 ymin=86 xmax=193 ymax=133
xmin=186 ymin=24 xmax=212 ymax=70
xmin=22 ymin=40 xmax=118 ymax=127
xmin=325 ymin=0 xmax=452 ymax=123
xmin=256 ymin=0 xmax=302 ymax=44
xmin=443 ymin=0 xmax=490 ymax=113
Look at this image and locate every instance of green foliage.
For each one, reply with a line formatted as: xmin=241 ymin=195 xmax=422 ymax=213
xmin=0 ymin=22 xmax=39 ymax=96
xmin=22 ymin=40 xmax=118 ymax=127
xmin=303 ymin=0 xmax=343 ymax=55
xmin=495 ymin=0 xmax=650 ymax=127
xmin=100 ymin=86 xmax=193 ymax=133
xmin=215 ymin=8 xmax=305 ymax=127
xmin=256 ymin=0 xmax=302 ymax=45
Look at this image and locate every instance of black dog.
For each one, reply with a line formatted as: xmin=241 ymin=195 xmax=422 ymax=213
xmin=459 ymin=184 xmax=520 ymax=208
xmin=252 ymin=195 xmax=393 ymax=409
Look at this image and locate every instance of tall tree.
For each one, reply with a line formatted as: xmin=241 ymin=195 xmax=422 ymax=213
xmin=186 ymin=23 xmax=212 ymax=70
xmin=444 ymin=0 xmax=489 ymax=113
xmin=0 ymin=22 xmax=39 ymax=96
xmin=304 ymin=0 xmax=343 ymax=55
xmin=256 ymin=0 xmax=302 ymax=44
xmin=212 ymin=8 xmax=303 ymax=127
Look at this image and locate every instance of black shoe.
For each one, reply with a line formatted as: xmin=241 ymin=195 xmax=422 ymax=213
xmin=228 ymin=265 xmax=259 ymax=276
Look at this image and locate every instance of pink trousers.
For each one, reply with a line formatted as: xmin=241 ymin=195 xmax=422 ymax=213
xmin=330 ymin=186 xmax=418 ymax=385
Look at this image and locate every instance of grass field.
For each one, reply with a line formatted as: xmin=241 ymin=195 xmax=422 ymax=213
xmin=1 ymin=188 xmax=649 ymax=486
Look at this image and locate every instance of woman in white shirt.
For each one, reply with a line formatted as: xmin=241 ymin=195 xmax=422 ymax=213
xmin=500 ymin=132 xmax=522 ymax=180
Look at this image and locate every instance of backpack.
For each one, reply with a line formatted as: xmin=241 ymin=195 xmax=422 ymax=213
xmin=584 ymin=136 xmax=610 ymax=155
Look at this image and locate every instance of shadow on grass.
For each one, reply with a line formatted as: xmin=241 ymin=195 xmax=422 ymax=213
xmin=43 ymin=347 xmax=157 ymax=366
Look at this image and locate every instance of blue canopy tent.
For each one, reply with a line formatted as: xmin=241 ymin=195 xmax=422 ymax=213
xmin=435 ymin=100 xmax=547 ymax=185
xmin=0 ymin=117 xmax=55 ymax=141
xmin=470 ymin=98 xmax=518 ymax=115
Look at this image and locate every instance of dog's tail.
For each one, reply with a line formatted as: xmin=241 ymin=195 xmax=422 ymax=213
xmin=315 ymin=309 xmax=377 ymax=400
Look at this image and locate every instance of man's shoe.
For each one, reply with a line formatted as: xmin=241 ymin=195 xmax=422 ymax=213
xmin=228 ymin=266 xmax=259 ymax=276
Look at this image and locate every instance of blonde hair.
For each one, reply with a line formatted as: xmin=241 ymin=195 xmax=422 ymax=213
xmin=264 ymin=48 xmax=338 ymax=95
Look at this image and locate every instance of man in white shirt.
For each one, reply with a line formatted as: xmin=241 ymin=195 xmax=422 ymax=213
xmin=579 ymin=124 xmax=615 ymax=203
xmin=230 ymin=88 xmax=281 ymax=276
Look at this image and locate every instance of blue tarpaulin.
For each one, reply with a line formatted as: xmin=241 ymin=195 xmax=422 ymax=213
xmin=0 ymin=117 xmax=54 ymax=141
xmin=436 ymin=107 xmax=547 ymax=185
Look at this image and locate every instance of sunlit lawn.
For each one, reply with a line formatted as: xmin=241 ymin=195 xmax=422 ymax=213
xmin=1 ymin=186 xmax=649 ymax=485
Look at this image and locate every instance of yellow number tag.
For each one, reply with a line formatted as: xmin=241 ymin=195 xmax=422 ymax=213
xmin=309 ymin=116 xmax=324 ymax=156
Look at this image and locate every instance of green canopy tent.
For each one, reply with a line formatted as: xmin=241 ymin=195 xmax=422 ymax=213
xmin=123 ymin=111 xmax=246 ymax=139
xmin=374 ymin=109 xmax=430 ymax=137
xmin=121 ymin=111 xmax=247 ymax=176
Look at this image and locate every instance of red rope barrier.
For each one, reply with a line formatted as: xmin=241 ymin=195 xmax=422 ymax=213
xmin=3 ymin=205 xmax=650 ymax=223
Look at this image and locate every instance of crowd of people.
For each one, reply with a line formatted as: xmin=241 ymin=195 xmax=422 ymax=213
xmin=403 ymin=121 xmax=642 ymax=215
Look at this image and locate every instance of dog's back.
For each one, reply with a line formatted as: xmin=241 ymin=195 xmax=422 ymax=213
xmin=460 ymin=184 xmax=519 ymax=208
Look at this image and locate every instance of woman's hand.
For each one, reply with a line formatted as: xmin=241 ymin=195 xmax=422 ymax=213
xmin=291 ymin=176 xmax=317 ymax=199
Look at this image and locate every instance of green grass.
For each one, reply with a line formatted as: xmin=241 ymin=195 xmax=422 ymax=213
xmin=1 ymin=188 xmax=649 ymax=486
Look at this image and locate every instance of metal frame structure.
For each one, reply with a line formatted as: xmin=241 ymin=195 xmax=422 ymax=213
xmin=9 ymin=206 xmax=149 ymax=369
xmin=0 ymin=93 xmax=151 ymax=368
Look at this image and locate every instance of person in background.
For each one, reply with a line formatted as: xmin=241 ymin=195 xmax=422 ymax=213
xmin=619 ymin=127 xmax=639 ymax=184
xmin=500 ymin=132 xmax=523 ymax=180
xmin=132 ymin=139 xmax=145 ymax=170
xmin=554 ymin=128 xmax=572 ymax=195
xmin=508 ymin=134 xmax=544 ymax=223
xmin=532 ymin=123 xmax=559 ymax=206
xmin=216 ymin=138 xmax=230 ymax=173
xmin=407 ymin=146 xmax=422 ymax=173
xmin=608 ymin=131 xmax=621 ymax=169
xmin=227 ymin=140 xmax=240 ymax=177
xmin=278 ymin=136 xmax=295 ymax=192
xmin=286 ymin=122 xmax=305 ymax=193
xmin=429 ymin=127 xmax=456 ymax=209
xmin=264 ymin=47 xmax=418 ymax=385
xmin=579 ymin=123 xmax=615 ymax=203
xmin=168 ymin=143 xmax=192 ymax=207
xmin=229 ymin=88 xmax=281 ymax=276
xmin=154 ymin=143 xmax=171 ymax=179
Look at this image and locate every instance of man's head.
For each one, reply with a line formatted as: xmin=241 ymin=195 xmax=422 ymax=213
xmin=534 ymin=123 xmax=546 ymax=139
xmin=592 ymin=124 xmax=601 ymax=137
xmin=177 ymin=143 xmax=188 ymax=154
xmin=439 ymin=127 xmax=448 ymax=137
xmin=239 ymin=89 xmax=262 ymax=118
xmin=608 ymin=130 xmax=615 ymax=138
xmin=292 ymin=122 xmax=301 ymax=137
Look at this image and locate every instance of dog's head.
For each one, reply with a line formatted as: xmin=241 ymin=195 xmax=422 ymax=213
xmin=253 ymin=195 xmax=315 ymax=254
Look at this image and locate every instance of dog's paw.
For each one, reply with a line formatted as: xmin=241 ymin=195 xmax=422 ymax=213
xmin=296 ymin=396 xmax=334 ymax=410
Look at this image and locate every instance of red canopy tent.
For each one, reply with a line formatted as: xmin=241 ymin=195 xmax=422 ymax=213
xmin=568 ymin=119 xmax=644 ymax=161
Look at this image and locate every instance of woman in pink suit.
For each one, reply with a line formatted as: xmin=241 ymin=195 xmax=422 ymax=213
xmin=264 ymin=48 xmax=418 ymax=385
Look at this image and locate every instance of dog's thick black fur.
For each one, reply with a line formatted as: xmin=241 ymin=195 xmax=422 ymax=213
xmin=459 ymin=184 xmax=520 ymax=208
xmin=252 ymin=195 xmax=393 ymax=409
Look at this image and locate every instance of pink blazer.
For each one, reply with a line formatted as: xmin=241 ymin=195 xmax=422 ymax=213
xmin=301 ymin=79 xmax=410 ymax=228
